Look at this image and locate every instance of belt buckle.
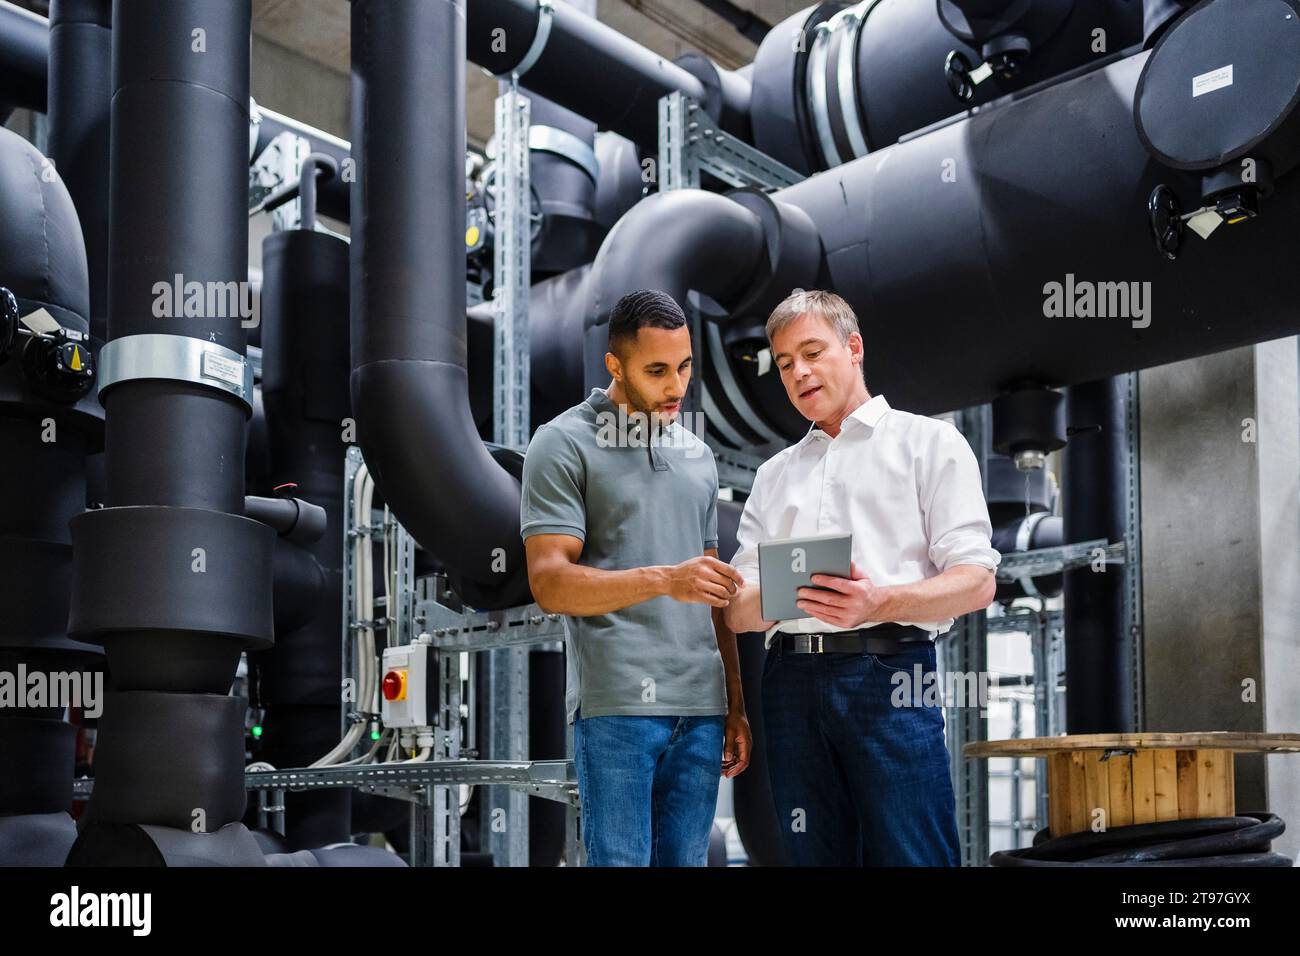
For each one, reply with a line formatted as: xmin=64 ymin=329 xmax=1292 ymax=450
xmin=794 ymin=633 xmax=817 ymax=654
xmin=796 ymin=633 xmax=824 ymax=654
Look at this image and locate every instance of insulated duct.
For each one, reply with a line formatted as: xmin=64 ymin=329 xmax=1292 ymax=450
xmin=46 ymin=0 xmax=111 ymax=346
xmin=67 ymin=0 xmax=273 ymax=865
xmin=467 ymin=0 xmax=744 ymax=150
xmin=467 ymin=264 xmax=591 ymax=436
xmin=494 ymin=90 xmax=603 ymax=278
xmin=750 ymin=0 xmax=1145 ymax=174
xmin=351 ymin=0 xmax=532 ymax=610
xmin=1062 ymin=377 xmax=1132 ymax=733
xmin=758 ymin=46 xmax=1300 ymax=420
xmin=582 ymin=187 xmax=820 ymax=392
xmin=248 ymin=223 xmax=356 ymax=849
xmin=0 ymin=125 xmax=101 ymax=866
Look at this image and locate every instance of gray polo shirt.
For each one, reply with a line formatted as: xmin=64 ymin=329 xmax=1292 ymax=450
xmin=520 ymin=388 xmax=727 ymax=724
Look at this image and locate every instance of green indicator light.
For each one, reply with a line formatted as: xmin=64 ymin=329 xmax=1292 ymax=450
xmin=251 ymin=725 xmax=263 ymax=738
xmin=371 ymin=730 xmax=381 ymax=741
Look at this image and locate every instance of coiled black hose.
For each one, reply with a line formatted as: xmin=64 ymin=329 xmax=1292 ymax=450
xmin=990 ymin=812 xmax=1292 ymax=866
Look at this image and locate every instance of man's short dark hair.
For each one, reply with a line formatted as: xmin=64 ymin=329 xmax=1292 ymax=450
xmin=607 ymin=289 xmax=687 ymax=355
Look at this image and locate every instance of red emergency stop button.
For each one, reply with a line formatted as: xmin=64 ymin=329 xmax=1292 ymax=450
xmin=382 ymin=669 xmax=407 ymax=702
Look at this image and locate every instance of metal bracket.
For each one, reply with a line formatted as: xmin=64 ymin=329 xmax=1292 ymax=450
xmin=492 ymin=86 xmax=532 ymax=454
xmin=249 ymin=129 xmax=312 ymax=232
xmin=97 ymin=334 xmax=253 ymax=410
xmin=658 ymin=92 xmax=804 ymax=192
xmin=995 ymin=538 xmax=1125 ymax=581
xmin=528 ymin=125 xmax=600 ymax=183
xmin=506 ymin=0 xmax=554 ymax=80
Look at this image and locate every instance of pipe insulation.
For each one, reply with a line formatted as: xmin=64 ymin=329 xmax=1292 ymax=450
xmin=46 ymin=0 xmax=111 ymax=346
xmin=0 ymin=126 xmax=100 ymax=865
xmin=764 ymin=47 xmax=1300 ymax=419
xmin=66 ymin=0 xmax=273 ymax=866
xmin=467 ymin=0 xmax=739 ymax=150
xmin=351 ymin=0 xmax=532 ymax=610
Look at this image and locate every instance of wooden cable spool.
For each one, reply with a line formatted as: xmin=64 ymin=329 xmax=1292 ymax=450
xmin=963 ymin=732 xmax=1300 ymax=839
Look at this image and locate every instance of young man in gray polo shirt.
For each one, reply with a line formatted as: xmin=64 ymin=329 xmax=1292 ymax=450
xmin=520 ymin=290 xmax=750 ymax=866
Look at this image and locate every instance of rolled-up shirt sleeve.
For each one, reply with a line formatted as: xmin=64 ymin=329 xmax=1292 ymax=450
xmin=729 ymin=470 xmax=767 ymax=586
xmin=520 ymin=424 xmax=587 ymax=542
xmin=922 ymin=424 xmax=1001 ymax=572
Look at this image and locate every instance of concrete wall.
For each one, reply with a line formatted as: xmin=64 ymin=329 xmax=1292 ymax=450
xmin=252 ymin=35 xmax=349 ymax=140
xmin=1140 ymin=336 xmax=1300 ymax=860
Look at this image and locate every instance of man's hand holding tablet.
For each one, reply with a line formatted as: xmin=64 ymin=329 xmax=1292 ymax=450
xmin=757 ymin=533 xmax=853 ymax=623
xmin=796 ymin=562 xmax=884 ymax=629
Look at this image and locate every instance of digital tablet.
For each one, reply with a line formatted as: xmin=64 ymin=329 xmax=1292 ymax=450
xmin=758 ymin=533 xmax=853 ymax=622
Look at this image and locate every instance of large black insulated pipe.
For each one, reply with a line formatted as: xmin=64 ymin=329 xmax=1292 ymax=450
xmin=1062 ymin=377 xmax=1132 ymax=733
xmin=352 ymin=0 xmax=531 ymax=610
xmin=66 ymin=0 xmax=272 ymax=866
xmin=525 ymin=92 xmax=602 ymax=277
xmin=468 ymin=0 xmax=732 ymax=150
xmin=582 ymin=187 xmax=819 ymax=391
xmin=467 ymin=263 xmax=591 ymax=435
xmin=583 ymin=190 xmax=764 ymax=387
xmin=250 ymin=226 xmax=355 ymax=849
xmin=0 ymin=125 xmax=101 ymax=865
xmin=764 ymin=48 xmax=1300 ymax=418
xmin=750 ymin=1 xmax=1143 ymax=175
xmin=46 ymin=0 xmax=111 ymax=346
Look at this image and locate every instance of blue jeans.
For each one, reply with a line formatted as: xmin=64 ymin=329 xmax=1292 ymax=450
xmin=762 ymin=640 xmax=961 ymax=866
xmin=573 ymin=710 xmax=725 ymax=866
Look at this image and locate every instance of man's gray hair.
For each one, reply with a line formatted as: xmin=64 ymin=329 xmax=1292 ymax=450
xmin=765 ymin=289 xmax=859 ymax=345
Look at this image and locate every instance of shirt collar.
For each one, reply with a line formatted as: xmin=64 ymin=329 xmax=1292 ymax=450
xmin=586 ymin=388 xmax=675 ymax=467
xmin=798 ymin=393 xmax=890 ymax=444
xmin=585 ymin=387 xmax=614 ymax=414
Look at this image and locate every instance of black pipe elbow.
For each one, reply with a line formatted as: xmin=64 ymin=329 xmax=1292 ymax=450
xmin=351 ymin=363 xmax=533 ymax=609
xmin=583 ymin=190 xmax=767 ymax=384
xmin=582 ymin=188 xmax=821 ymax=388
xmin=351 ymin=0 xmax=531 ymax=611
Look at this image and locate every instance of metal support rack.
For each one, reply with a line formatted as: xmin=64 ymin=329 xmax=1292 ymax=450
xmin=657 ymin=91 xmax=804 ymax=193
xmin=656 ymin=91 xmax=804 ymax=492
xmin=484 ymin=81 xmax=536 ymax=868
xmin=942 ymin=404 xmax=991 ymax=867
xmin=995 ymin=538 xmax=1125 ymax=581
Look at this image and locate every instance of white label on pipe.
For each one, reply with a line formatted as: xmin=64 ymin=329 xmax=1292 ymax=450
xmin=1192 ymin=64 xmax=1233 ymax=98
xmin=201 ymin=351 xmax=245 ymax=390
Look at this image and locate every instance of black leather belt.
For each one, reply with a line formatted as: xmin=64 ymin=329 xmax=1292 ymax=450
xmin=776 ymin=623 xmax=932 ymax=655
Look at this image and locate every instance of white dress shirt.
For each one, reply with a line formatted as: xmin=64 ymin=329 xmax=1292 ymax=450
xmin=731 ymin=394 xmax=1000 ymax=644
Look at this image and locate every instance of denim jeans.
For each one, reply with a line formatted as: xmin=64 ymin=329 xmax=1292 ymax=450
xmin=762 ymin=640 xmax=961 ymax=866
xmin=573 ymin=709 xmax=725 ymax=866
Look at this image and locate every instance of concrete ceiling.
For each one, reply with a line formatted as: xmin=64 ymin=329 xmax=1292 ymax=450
xmin=248 ymin=0 xmax=812 ymax=147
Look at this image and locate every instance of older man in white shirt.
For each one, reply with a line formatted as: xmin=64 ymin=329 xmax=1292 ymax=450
xmin=725 ymin=290 xmax=999 ymax=866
